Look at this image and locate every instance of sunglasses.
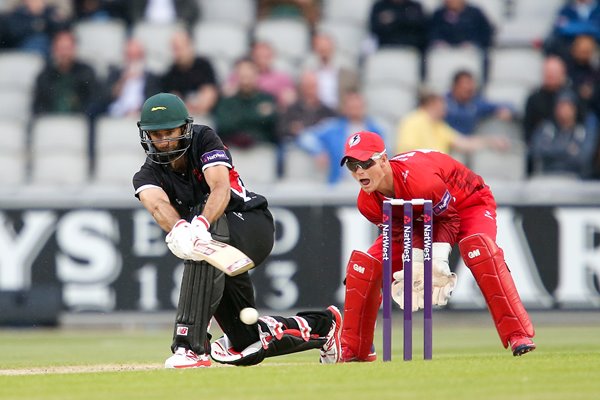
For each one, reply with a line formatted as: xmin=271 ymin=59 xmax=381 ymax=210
xmin=345 ymin=151 xmax=385 ymax=172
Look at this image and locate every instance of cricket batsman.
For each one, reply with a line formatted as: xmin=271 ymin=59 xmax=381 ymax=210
xmin=338 ymin=131 xmax=536 ymax=362
xmin=132 ymin=93 xmax=342 ymax=368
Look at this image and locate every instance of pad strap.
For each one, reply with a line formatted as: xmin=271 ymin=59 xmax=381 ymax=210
xmin=341 ymin=250 xmax=382 ymax=360
xmin=459 ymin=233 xmax=535 ymax=347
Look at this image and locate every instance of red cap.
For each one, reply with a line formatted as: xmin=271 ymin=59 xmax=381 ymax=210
xmin=340 ymin=131 xmax=386 ymax=166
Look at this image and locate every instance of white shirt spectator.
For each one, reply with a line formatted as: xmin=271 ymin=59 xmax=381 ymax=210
xmin=145 ymin=0 xmax=177 ymax=24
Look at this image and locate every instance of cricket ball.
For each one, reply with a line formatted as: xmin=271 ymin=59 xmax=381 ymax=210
xmin=239 ymin=307 xmax=259 ymax=325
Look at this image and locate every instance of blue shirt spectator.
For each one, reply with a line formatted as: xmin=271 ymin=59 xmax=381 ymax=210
xmin=429 ymin=0 xmax=493 ymax=49
xmin=445 ymin=70 xmax=515 ymax=135
xmin=553 ymin=0 xmax=600 ymax=40
xmin=297 ymin=92 xmax=383 ymax=184
xmin=545 ymin=0 xmax=600 ymax=57
xmin=4 ymin=0 xmax=68 ymax=56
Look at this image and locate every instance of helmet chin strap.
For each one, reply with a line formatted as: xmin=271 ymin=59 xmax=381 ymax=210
xmin=140 ymin=121 xmax=193 ymax=165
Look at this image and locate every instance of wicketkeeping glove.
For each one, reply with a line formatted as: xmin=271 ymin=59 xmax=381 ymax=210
xmin=430 ymin=243 xmax=458 ymax=306
xmin=432 ymin=273 xmax=458 ymax=306
xmin=391 ymin=248 xmax=425 ymax=312
xmin=391 ymin=243 xmax=459 ymax=311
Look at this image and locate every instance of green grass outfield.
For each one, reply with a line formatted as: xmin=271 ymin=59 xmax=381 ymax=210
xmin=0 ymin=311 xmax=599 ymax=400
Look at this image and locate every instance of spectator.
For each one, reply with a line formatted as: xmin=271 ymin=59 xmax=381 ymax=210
xmin=73 ymin=0 xmax=114 ymax=21
xmin=396 ymin=92 xmax=509 ymax=155
xmin=42 ymin=0 xmax=73 ymax=19
xmin=297 ymin=91 xmax=383 ymax=184
xmin=125 ymin=0 xmax=199 ymax=30
xmin=428 ymin=0 xmax=493 ymax=50
xmin=105 ymin=38 xmax=161 ymax=117
xmin=252 ymin=41 xmax=297 ymax=109
xmin=32 ymin=30 xmax=98 ymax=116
xmin=277 ymin=70 xmax=337 ymax=176
xmin=369 ymin=0 xmax=428 ymax=52
xmin=214 ymin=59 xmax=278 ymax=148
xmin=445 ymin=70 xmax=515 ymax=136
xmin=545 ymin=0 xmax=600 ymax=59
xmin=302 ymin=32 xmax=360 ymax=109
xmin=529 ymin=90 xmax=599 ymax=179
xmin=4 ymin=0 xmax=68 ymax=56
xmin=524 ymin=56 xmax=577 ymax=145
xmin=32 ymin=29 xmax=101 ymax=167
xmin=565 ymin=35 xmax=600 ymax=107
xmin=257 ymin=0 xmax=320 ymax=31
xmin=161 ymin=30 xmax=218 ymax=117
xmin=226 ymin=41 xmax=296 ymax=109
xmin=278 ymin=70 xmax=337 ymax=142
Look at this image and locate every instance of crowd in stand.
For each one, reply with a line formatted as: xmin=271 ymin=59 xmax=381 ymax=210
xmin=2 ymin=0 xmax=600 ymax=186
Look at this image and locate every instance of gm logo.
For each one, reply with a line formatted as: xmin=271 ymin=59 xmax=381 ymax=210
xmin=468 ymin=249 xmax=480 ymax=259
xmin=353 ymin=264 xmax=365 ymax=274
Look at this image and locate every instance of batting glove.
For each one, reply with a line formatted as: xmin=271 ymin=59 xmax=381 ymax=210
xmin=190 ymin=215 xmax=212 ymax=243
xmin=165 ymin=219 xmax=196 ymax=259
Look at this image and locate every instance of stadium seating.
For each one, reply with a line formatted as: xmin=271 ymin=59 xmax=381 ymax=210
xmin=426 ymin=46 xmax=484 ymax=93
xmin=469 ymin=0 xmax=507 ymax=28
xmin=317 ymin=20 xmax=367 ymax=63
xmin=0 ymin=0 xmax=592 ymax=188
xmin=471 ymin=118 xmax=527 ymax=180
xmin=0 ymin=88 xmax=32 ymax=123
xmin=254 ymin=19 xmax=311 ymax=63
xmin=193 ymin=21 xmax=249 ymax=82
xmin=208 ymin=57 xmax=233 ymax=84
xmin=363 ymin=48 xmax=421 ymax=90
xmin=281 ymin=143 xmax=327 ymax=183
xmin=0 ymin=51 xmax=45 ymax=91
xmin=321 ymin=0 xmax=374 ymax=27
xmin=198 ymin=0 xmax=256 ymax=28
xmin=93 ymin=116 xmax=147 ymax=186
xmin=29 ymin=115 xmax=89 ymax=186
xmin=228 ymin=144 xmax=278 ymax=186
xmin=364 ymin=85 xmax=416 ymax=125
xmin=132 ymin=21 xmax=185 ymax=74
xmin=510 ymin=0 xmax=565 ymax=25
xmin=193 ymin=21 xmax=249 ymax=63
xmin=0 ymin=119 xmax=28 ymax=185
xmin=495 ymin=17 xmax=553 ymax=48
xmin=484 ymin=82 xmax=531 ymax=116
xmin=488 ymin=48 xmax=544 ymax=88
xmin=74 ymin=19 xmax=127 ymax=78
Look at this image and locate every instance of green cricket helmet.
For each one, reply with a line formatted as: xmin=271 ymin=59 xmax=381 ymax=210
xmin=138 ymin=93 xmax=194 ymax=164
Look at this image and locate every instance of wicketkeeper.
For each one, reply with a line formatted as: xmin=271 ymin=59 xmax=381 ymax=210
xmin=338 ymin=131 xmax=536 ymax=362
xmin=133 ymin=93 xmax=342 ymax=368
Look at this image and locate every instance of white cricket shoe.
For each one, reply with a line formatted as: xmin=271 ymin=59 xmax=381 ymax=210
xmin=164 ymin=347 xmax=211 ymax=369
xmin=319 ymin=305 xmax=343 ymax=364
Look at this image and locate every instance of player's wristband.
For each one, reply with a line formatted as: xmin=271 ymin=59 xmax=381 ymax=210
xmin=172 ymin=219 xmax=188 ymax=229
xmin=193 ymin=215 xmax=210 ymax=230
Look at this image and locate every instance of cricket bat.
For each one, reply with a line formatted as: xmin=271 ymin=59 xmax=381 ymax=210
xmin=190 ymin=239 xmax=255 ymax=276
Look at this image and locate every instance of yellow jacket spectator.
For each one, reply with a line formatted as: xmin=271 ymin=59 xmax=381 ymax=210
xmin=396 ymin=92 xmax=509 ymax=155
